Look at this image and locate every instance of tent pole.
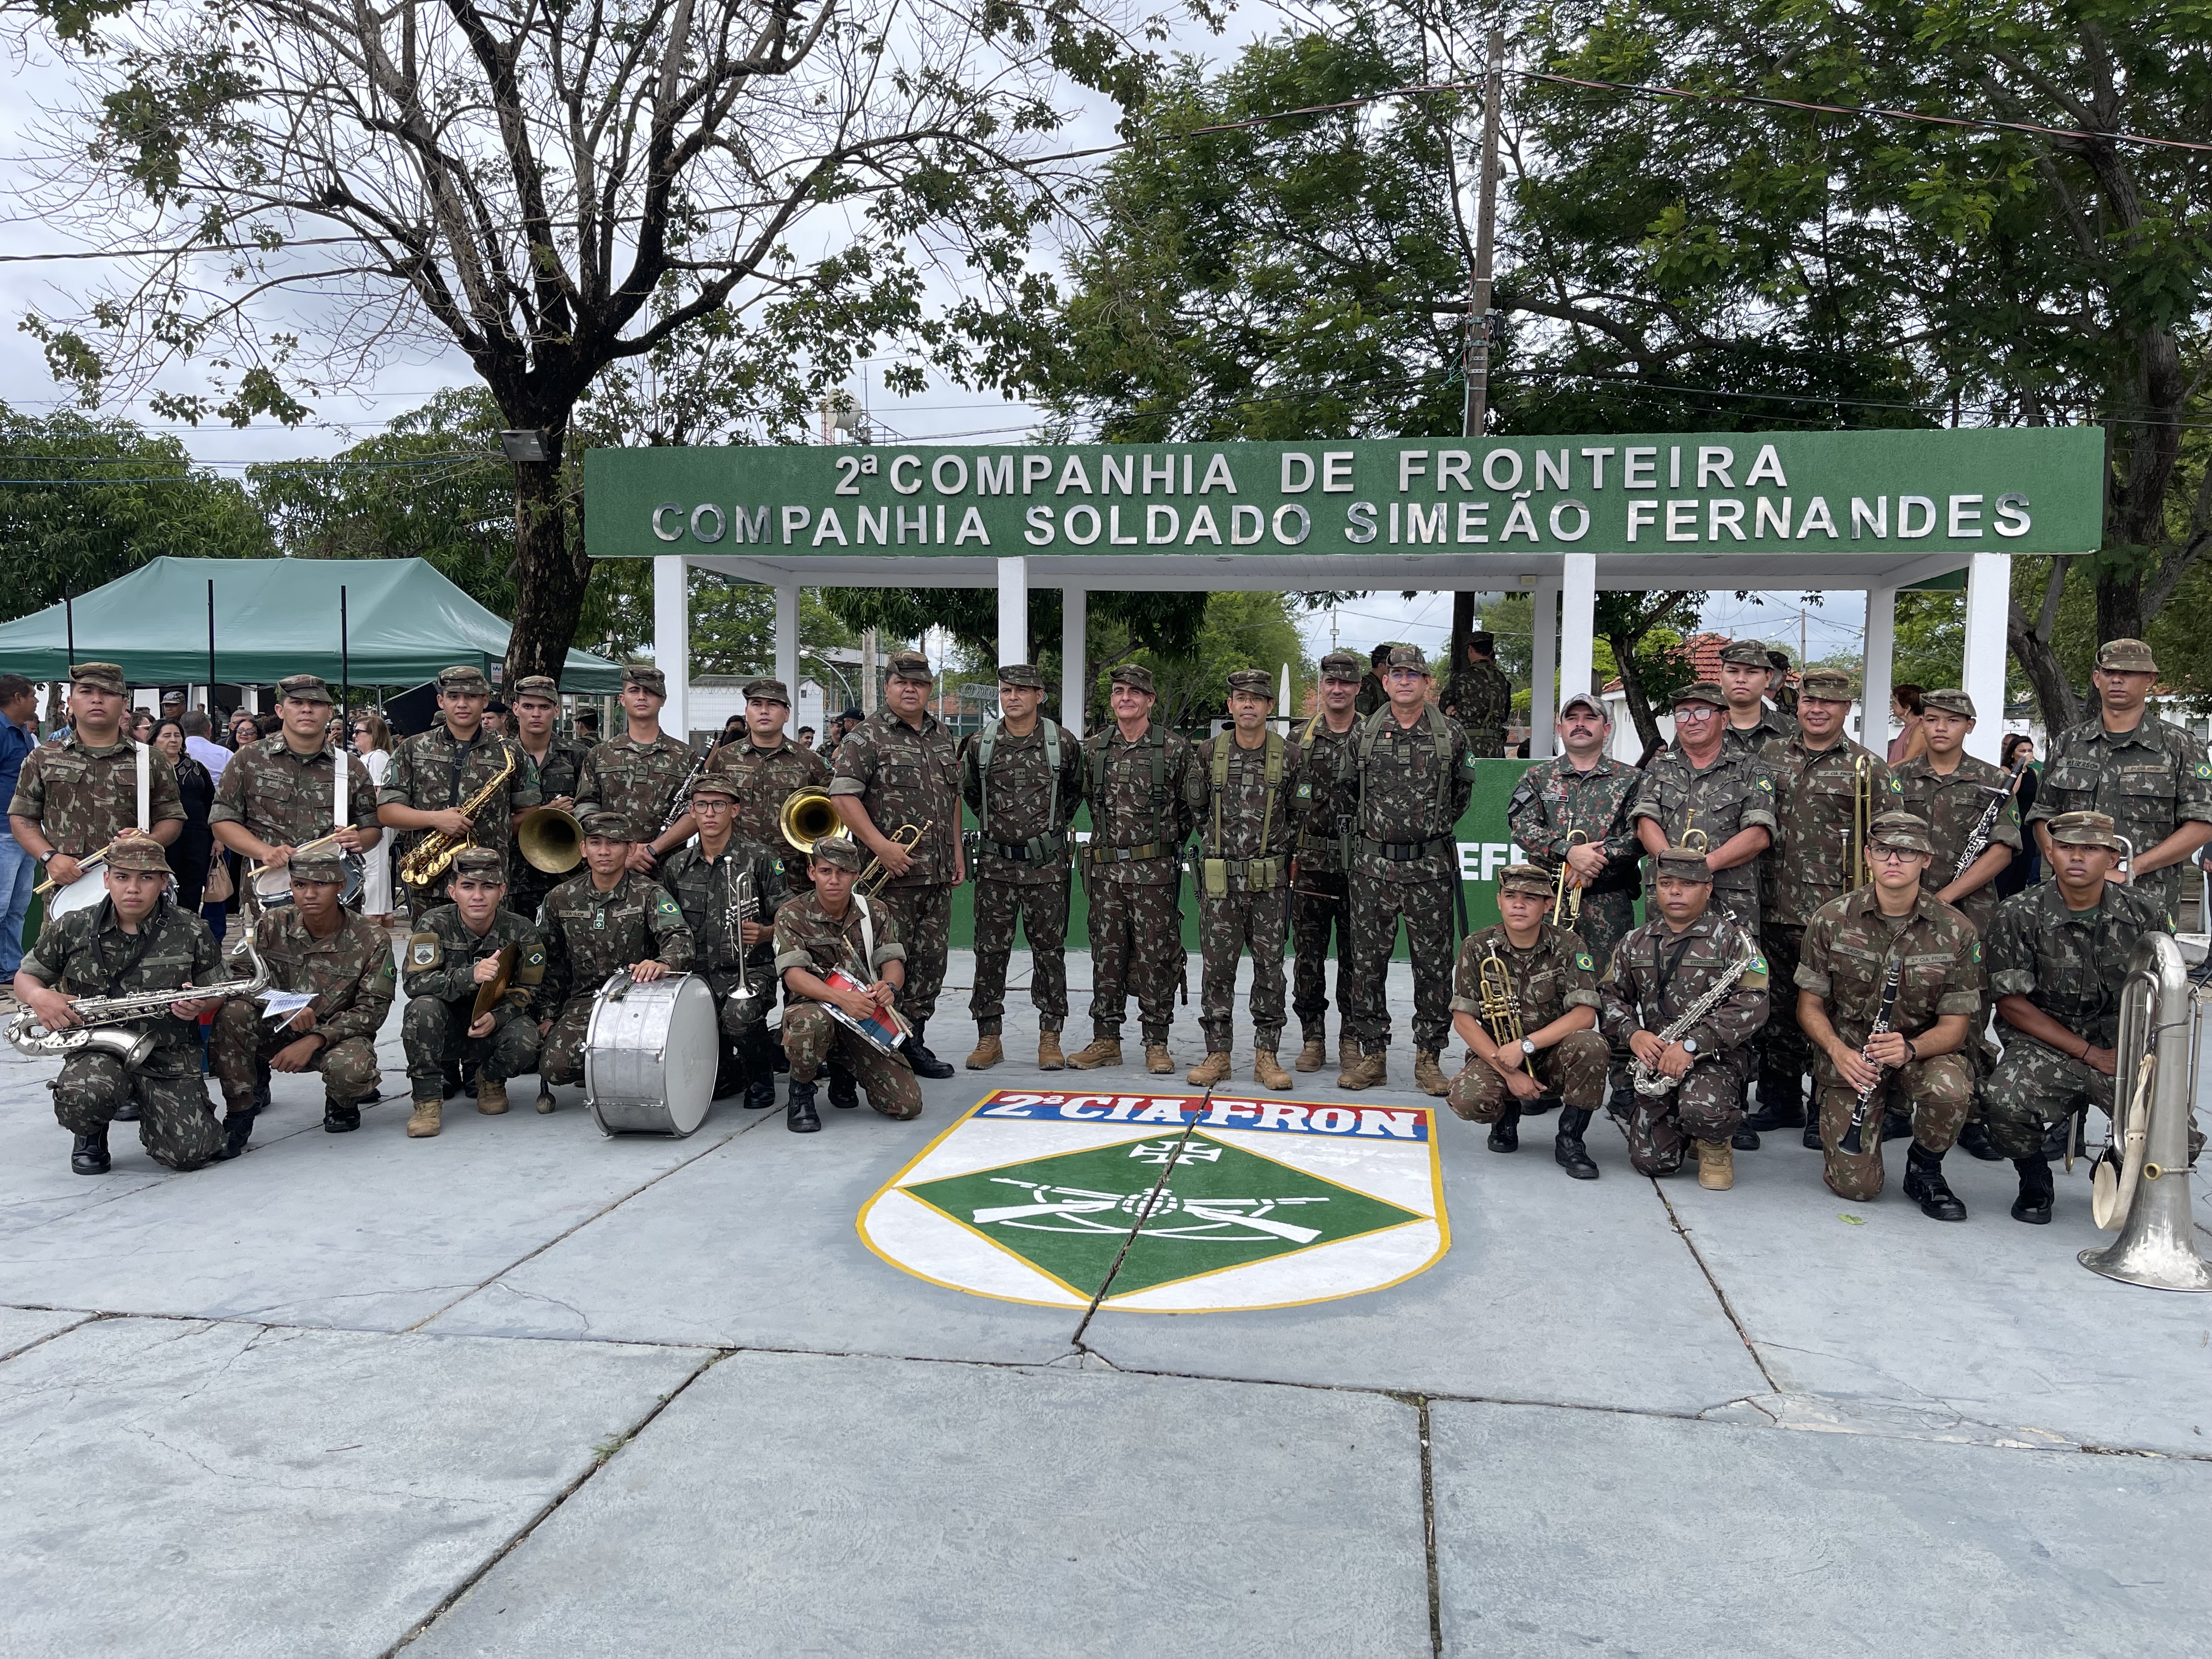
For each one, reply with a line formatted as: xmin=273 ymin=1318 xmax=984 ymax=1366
xmin=207 ymin=580 xmax=217 ymax=703
xmin=341 ymin=585 xmax=350 ymax=718
xmin=64 ymin=585 xmax=74 ymax=670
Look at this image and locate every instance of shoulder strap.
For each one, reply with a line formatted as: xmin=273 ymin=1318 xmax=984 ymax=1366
xmin=134 ymin=739 xmax=149 ymax=831
xmin=977 ymin=719 xmax=998 ymax=833
xmin=854 ymin=893 xmax=877 ymax=972
xmin=1042 ymin=721 xmax=1061 ymax=832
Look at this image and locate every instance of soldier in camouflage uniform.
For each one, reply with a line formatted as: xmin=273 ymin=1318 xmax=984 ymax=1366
xmin=1985 ymin=810 xmax=2172 ymax=1224
xmin=2026 ymin=637 xmax=2212 ymax=923
xmin=212 ymin=848 xmax=395 ymax=1147
xmin=1186 ymin=669 xmax=1304 ymax=1091
xmin=660 ymin=777 xmax=785 ymax=1109
xmin=1447 ymin=864 xmax=1611 ymax=1178
xmin=1717 ymin=639 xmax=1797 ymax=757
xmin=208 ymin=673 xmax=382 ymax=916
xmin=398 ymin=848 xmax=549 ymax=1137
xmin=379 ymin=665 xmax=541 ymax=912
xmin=703 ymin=676 xmax=832 ymax=891
xmin=1794 ymin=812 xmax=1981 ymax=1218
xmin=507 ymin=674 xmax=594 ymax=926
xmin=960 ymin=663 xmax=1083 ymax=1071
xmin=11 ymin=838 xmax=228 ymax=1174
xmin=1068 ymin=663 xmax=1201 ymax=1076
xmin=1598 ymin=847 xmax=1771 ymax=1188
xmin=7 ymin=662 xmax=183 ymax=916
xmin=1353 ymin=644 xmax=1391 ymax=719
xmin=535 ymin=810 xmax=694 ymax=1099
xmin=774 ymin=835 xmax=922 ymax=1131
xmin=1289 ymin=651 xmax=1362 ymax=1071
xmin=1506 ymin=691 xmax=1642 ymax=978
xmin=574 ymin=665 xmax=703 ymax=876
xmin=1336 ymin=644 xmax=1477 ymax=1096
xmin=831 ymin=649 xmax=963 ymax=1079
xmin=1633 ymin=681 xmax=1776 ymax=938
xmin=1442 ymin=631 xmax=1513 ymax=759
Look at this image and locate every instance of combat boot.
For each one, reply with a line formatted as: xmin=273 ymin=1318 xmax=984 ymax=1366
xmin=1486 ymin=1103 xmax=1521 ymax=1154
xmin=213 ymin=1108 xmax=256 ymax=1161
xmin=476 ymin=1075 xmax=510 ymax=1115
xmin=2010 ymin=1155 xmax=2053 ymax=1224
xmin=787 ymin=1077 xmax=821 ymax=1133
xmin=407 ymin=1097 xmax=443 ymax=1138
xmin=1554 ymin=1108 xmax=1600 ymax=1180
xmin=113 ymin=1097 xmax=140 ymax=1123
xmin=1252 ymin=1049 xmax=1292 ymax=1091
xmin=1745 ymin=1075 xmax=1806 ymax=1131
xmin=1802 ymin=1118 xmax=1823 ymax=1150
xmin=826 ymin=1060 xmax=860 ymax=1111
xmin=1336 ymin=1043 xmax=1386 ymax=1091
xmin=441 ymin=1062 xmax=462 ymax=1101
xmin=1955 ymin=1118 xmax=2003 ymax=1161
xmin=966 ymin=1034 xmax=1003 ymax=1070
xmin=1039 ymin=1031 xmax=1065 ymax=1071
xmin=1295 ymin=1030 xmax=1326 ymax=1073
xmin=1413 ymin=1050 xmax=1448 ymax=1098
xmin=1338 ymin=1029 xmax=1355 ymax=1071
xmin=323 ymin=1095 xmax=360 ymax=1134
xmin=1145 ymin=1041 xmax=1175 ymax=1076
xmin=1732 ymin=1125 xmax=1760 ymax=1151
xmin=905 ymin=1022 xmax=955 ymax=1080
xmin=1066 ymin=1035 xmax=1122 ymax=1070
xmin=253 ymin=1057 xmax=273 ymax=1114
xmin=1903 ymin=1142 xmax=1967 ymax=1222
xmin=70 ymin=1127 xmax=110 ymax=1175
xmin=1695 ymin=1138 xmax=1735 ymax=1190
xmin=1187 ymin=1051 xmax=1233 ymax=1087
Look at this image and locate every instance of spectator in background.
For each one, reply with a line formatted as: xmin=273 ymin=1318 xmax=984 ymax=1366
xmin=152 ymin=717 xmax=218 ymax=912
xmin=574 ymin=709 xmax=601 ymax=745
xmin=180 ymin=709 xmax=230 ymax=782
xmin=483 ymin=700 xmax=510 ymax=737
xmin=713 ymin=714 xmax=745 ymax=752
xmin=229 ymin=712 xmax=262 ymax=750
xmin=1765 ymin=650 xmax=1798 ymax=719
xmin=0 ymin=673 xmax=38 ymax=991
xmin=1995 ymin=733 xmax=2042 ymax=899
xmin=798 ymin=725 xmax=817 ymax=752
xmin=127 ymin=710 xmax=156 ymax=745
xmin=1887 ymin=684 xmax=1928 ymax=765
xmin=351 ymin=711 xmax=397 ymax=926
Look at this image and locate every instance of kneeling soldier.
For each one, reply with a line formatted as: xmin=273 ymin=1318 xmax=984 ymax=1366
xmin=213 ymin=848 xmax=396 ymax=1146
xmin=661 ymin=777 xmax=786 ymax=1109
xmin=537 ymin=810 xmax=693 ymax=1097
xmin=11 ymin=839 xmax=229 ymax=1174
xmin=399 ymin=849 xmax=548 ymax=1138
xmin=1793 ymin=812 xmax=1980 ymax=1220
xmin=775 ymin=836 xmax=921 ymax=1132
xmin=1599 ymin=847 xmax=1770 ymax=1188
xmin=1446 ymin=864 xmax=1611 ymax=1178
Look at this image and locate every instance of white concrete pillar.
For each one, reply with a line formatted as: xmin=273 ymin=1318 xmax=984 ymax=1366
xmin=1530 ymin=578 xmax=1560 ymax=758
xmin=1860 ymin=586 xmax=1896 ymax=755
xmin=1559 ymin=554 xmax=1598 ymax=709
xmin=1959 ymin=554 xmax=2010 ymax=764
xmin=652 ymin=554 xmax=691 ymax=743
xmin=1062 ymin=585 xmax=1087 ymax=735
xmin=997 ymin=556 xmax=1029 ymax=667
xmin=775 ymin=584 xmax=800 ymax=739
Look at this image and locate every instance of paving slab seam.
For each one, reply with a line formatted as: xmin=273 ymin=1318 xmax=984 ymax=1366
xmin=380 ymin=1346 xmax=729 ymax=1657
xmin=1645 ymin=1176 xmax=1782 ymax=1393
xmin=1400 ymin=1392 xmax=1444 ymax=1659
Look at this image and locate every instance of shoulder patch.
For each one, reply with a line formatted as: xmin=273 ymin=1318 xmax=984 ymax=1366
xmin=1751 ymin=954 xmax=1768 ymax=975
xmin=1575 ymin=951 xmax=1594 ymax=971
xmin=1886 ymin=775 xmax=1903 ymax=793
xmin=1757 ymin=777 xmax=1774 ymax=792
xmin=1295 ymin=781 xmax=1313 ymax=800
xmin=2196 ymin=763 xmax=2211 ymax=779
xmin=407 ymin=933 xmax=441 ymax=969
xmin=1970 ymin=941 xmax=1983 ymax=962
xmin=656 ymin=893 xmax=682 ymax=918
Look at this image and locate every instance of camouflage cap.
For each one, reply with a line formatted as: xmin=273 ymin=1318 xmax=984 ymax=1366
xmin=1797 ymin=668 xmax=1857 ymax=702
xmin=1558 ymin=690 xmax=1606 ymax=720
xmin=742 ymin=677 xmax=791 ymax=706
xmin=1717 ymin=639 xmax=1775 ymax=669
xmin=1468 ymin=631 xmax=1496 ymax=653
xmin=1109 ymin=663 xmax=1156 ymax=695
xmin=2096 ymin=637 xmax=2157 ymax=674
xmin=1653 ymin=846 xmax=1714 ymax=883
xmin=160 ymin=688 xmax=185 ymax=704
xmin=104 ymin=837 xmax=171 ymax=875
xmin=838 ymin=706 xmax=864 ymax=721
xmin=1496 ymin=862 xmax=1554 ymax=899
xmin=996 ymin=664 xmax=1046 ymax=690
xmin=687 ymin=775 xmax=738 ymax=803
xmin=1319 ymin=650 xmax=1363 ymax=684
xmin=622 ymin=665 xmax=668 ymax=697
xmin=885 ymin=650 xmax=933 ymax=684
xmin=69 ymin=662 xmax=127 ymax=695
xmin=1225 ymin=668 xmax=1274 ymax=699
xmin=1920 ymin=687 xmax=1976 ymax=719
xmin=276 ymin=673 xmax=334 ymax=706
xmin=437 ymin=665 xmax=493 ymax=696
xmin=809 ymin=834 xmax=866 ymax=872
xmin=580 ymin=809 xmax=637 ymax=841
xmin=510 ymin=675 xmax=561 ymax=703
xmin=450 ymin=847 xmax=507 ymax=880
xmin=2046 ymin=809 xmax=2125 ymax=851
xmin=1867 ymin=811 xmax=1934 ymax=855
xmin=289 ymin=847 xmax=348 ymax=883
xmin=1672 ymin=681 xmax=1727 ymax=710
xmin=1382 ymin=644 xmax=1430 ymax=674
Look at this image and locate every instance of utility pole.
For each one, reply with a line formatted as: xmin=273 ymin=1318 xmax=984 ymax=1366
xmin=1449 ymin=29 xmax=1506 ymax=709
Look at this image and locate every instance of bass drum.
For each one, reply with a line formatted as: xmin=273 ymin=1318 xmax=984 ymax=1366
xmin=582 ymin=970 xmax=719 ymax=1137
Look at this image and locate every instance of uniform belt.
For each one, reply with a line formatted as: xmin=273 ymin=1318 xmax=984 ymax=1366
xmin=1090 ymin=842 xmax=1169 ymax=864
xmin=1360 ymin=834 xmax=1455 ymax=862
xmin=983 ymin=831 xmax=1067 ymax=862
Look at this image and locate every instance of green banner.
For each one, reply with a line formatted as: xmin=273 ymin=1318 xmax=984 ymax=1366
xmin=586 ymin=427 xmax=2103 ymax=561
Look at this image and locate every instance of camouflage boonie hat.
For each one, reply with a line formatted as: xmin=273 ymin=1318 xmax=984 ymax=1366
xmin=1225 ymin=668 xmax=1274 ymax=698
xmin=687 ymin=775 xmax=738 ymax=803
xmin=2096 ymin=638 xmax=2157 ymax=674
xmin=1717 ymin=640 xmax=1774 ymax=668
xmin=810 ymin=834 xmax=866 ymax=872
xmin=288 ymin=848 xmax=348 ymax=883
xmin=1920 ymin=688 xmax=1976 ymax=719
xmin=104 ymin=838 xmax=171 ymax=875
xmin=1798 ymin=668 xmax=1857 ymax=702
xmin=437 ymin=665 xmax=493 ymax=696
xmin=2046 ymin=810 xmax=2125 ymax=851
xmin=1469 ymin=631 xmax=1496 ymax=653
xmin=1496 ymin=862 xmax=1553 ymax=899
xmin=1672 ymin=681 xmax=1726 ymax=709
xmin=996 ymin=664 xmax=1045 ymax=690
xmin=885 ymin=650 xmax=933 ymax=684
xmin=1319 ymin=651 xmax=1362 ymax=684
xmin=622 ymin=665 xmax=667 ymax=696
xmin=70 ymin=662 xmax=127 ymax=695
xmin=1654 ymin=846 xmax=1713 ymax=883
xmin=1558 ymin=690 xmax=1605 ymax=720
xmin=742 ymin=678 xmax=791 ymax=706
xmin=1867 ymin=811 xmax=1935 ymax=855
xmin=275 ymin=673 xmax=334 ymax=706
xmin=580 ymin=809 xmax=637 ymax=841
xmin=510 ymin=675 xmax=561 ymax=702
xmin=1109 ymin=663 xmax=1156 ymax=695
xmin=1382 ymin=644 xmax=1430 ymax=673
xmin=450 ymin=847 xmax=507 ymax=880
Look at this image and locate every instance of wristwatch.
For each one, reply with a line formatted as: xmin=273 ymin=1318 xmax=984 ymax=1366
xmin=1680 ymin=1037 xmax=1700 ymax=1056
xmin=1519 ymin=1037 xmax=1537 ymax=1057
xmin=36 ymin=849 xmax=53 ymax=868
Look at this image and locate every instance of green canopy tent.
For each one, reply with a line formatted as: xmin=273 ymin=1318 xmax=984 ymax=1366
xmin=0 ymin=556 xmax=624 ymax=692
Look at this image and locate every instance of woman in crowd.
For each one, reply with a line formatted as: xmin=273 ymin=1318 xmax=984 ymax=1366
xmin=351 ymin=709 xmax=398 ymax=926
xmin=1995 ymin=733 xmax=2041 ymax=899
xmin=1886 ymin=684 xmax=1927 ymax=765
xmin=152 ymin=716 xmax=220 ymax=913
xmin=127 ymin=709 xmax=156 ymax=745
xmin=229 ymin=710 xmax=262 ymax=751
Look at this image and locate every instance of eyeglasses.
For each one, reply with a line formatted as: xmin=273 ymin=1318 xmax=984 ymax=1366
xmin=1673 ymin=705 xmax=1719 ymax=721
xmin=1868 ymin=846 xmax=1921 ymax=864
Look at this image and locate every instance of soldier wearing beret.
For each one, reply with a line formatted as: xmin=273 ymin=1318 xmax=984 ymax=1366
xmin=8 ymin=662 xmax=184 ymax=916
xmin=1598 ymin=847 xmax=1771 ymax=1188
xmin=1717 ymin=639 xmax=1798 ymax=758
xmin=1184 ymin=668 xmax=1306 ymax=1091
xmin=1447 ymin=864 xmax=1611 ymax=1178
xmin=702 ymin=676 xmax=832 ymax=890
xmin=379 ymin=665 xmax=541 ymax=912
xmin=774 ymin=833 xmax=922 ymax=1131
xmin=1506 ymin=691 xmax=1642 ymax=980
xmin=2027 ymin=637 xmax=2212 ymax=922
xmin=659 ymin=776 xmax=787 ymax=1109
xmin=1984 ymin=810 xmax=2175 ymax=1224
xmin=573 ymin=664 xmax=703 ymax=877
xmin=212 ymin=848 xmax=396 ymax=1146
xmin=1288 ymin=650 xmax=1363 ymax=1073
xmin=1442 ymin=631 xmax=1513 ymax=758
xmin=960 ymin=663 xmax=1084 ymax=1071
xmin=11 ymin=837 xmax=229 ymax=1175
xmin=830 ymin=649 xmax=963 ymax=1079
xmin=1793 ymin=812 xmax=1982 ymax=1219
xmin=210 ymin=673 xmax=382 ymax=919
xmin=1068 ymin=662 xmax=1202 ymax=1076
xmin=506 ymin=674 xmax=594 ymax=926
xmin=398 ymin=847 xmax=549 ymax=1137
xmin=534 ymin=810 xmax=694 ymax=1102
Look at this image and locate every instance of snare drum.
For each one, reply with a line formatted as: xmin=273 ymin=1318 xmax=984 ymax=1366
xmin=582 ymin=970 xmax=719 ymax=1137
xmin=251 ymin=851 xmax=366 ymax=912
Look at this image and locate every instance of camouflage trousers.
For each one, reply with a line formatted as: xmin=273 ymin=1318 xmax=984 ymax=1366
xmin=1756 ymin=923 xmax=1810 ymax=1112
xmin=877 ymin=883 xmax=953 ymax=1023
xmin=1982 ymin=1035 xmax=2115 ymax=1161
xmin=211 ymin=997 xmax=381 ymax=1109
xmin=780 ymin=1002 xmax=922 ymax=1118
xmin=1086 ymin=875 xmax=1185 ymax=1043
xmin=1448 ymin=1029 xmax=1609 ymax=1122
xmin=1198 ymin=884 xmax=1289 ymax=1054
xmin=707 ymin=968 xmax=772 ymax=1096
xmin=1813 ymin=1054 xmax=1974 ymax=1200
xmin=970 ymin=876 xmax=1070 ymax=1035
xmin=1345 ymin=871 xmax=1457 ymax=1053
xmin=535 ymin=994 xmax=603 ymax=1088
xmin=52 ymin=1053 xmax=224 ymax=1170
xmin=1617 ymin=1049 xmax=1751 ymax=1176
xmin=1289 ymin=870 xmax=1349 ymax=1037
xmin=402 ymin=997 xmax=543 ymax=1091
xmin=1572 ymin=889 xmax=1638 ymax=981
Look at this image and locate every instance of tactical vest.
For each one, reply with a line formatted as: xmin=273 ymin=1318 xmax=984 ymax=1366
xmin=973 ymin=719 xmax=1066 ymax=864
xmin=1086 ymin=726 xmax=1174 ymax=866
xmin=1346 ymin=704 xmax=1460 ymax=864
xmin=1201 ymin=730 xmax=1286 ymax=895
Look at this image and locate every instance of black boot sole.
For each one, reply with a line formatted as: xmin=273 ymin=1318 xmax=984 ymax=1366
xmin=71 ymin=1156 xmax=111 ymax=1175
xmin=1555 ymin=1146 xmax=1599 ymax=1180
xmin=1904 ymin=1176 xmax=1967 ymax=1222
xmin=1732 ymin=1128 xmax=1761 ymax=1150
xmin=2010 ymin=1200 xmax=2052 ymax=1224
xmin=787 ymin=1113 xmax=821 ymax=1133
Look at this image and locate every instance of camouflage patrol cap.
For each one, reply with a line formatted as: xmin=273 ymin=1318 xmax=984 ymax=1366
xmin=1496 ymin=862 xmax=1554 ymax=899
xmin=1672 ymin=681 xmax=1727 ymax=710
xmin=1469 ymin=631 xmax=1496 ymax=654
xmin=69 ymin=662 xmax=127 ymax=695
xmin=1383 ymin=645 xmax=1430 ymax=674
xmin=809 ymin=834 xmax=866 ymax=872
xmin=1653 ymin=846 xmax=1713 ymax=883
xmin=1920 ymin=688 xmax=1976 ymax=719
xmin=996 ymin=664 xmax=1046 ymax=690
xmin=1867 ymin=811 xmax=1934 ymax=855
xmin=1797 ymin=668 xmax=1857 ymax=703
xmin=687 ymin=775 xmax=738 ymax=803
xmin=580 ymin=809 xmax=637 ymax=841
xmin=437 ymin=665 xmax=493 ymax=696
xmin=1717 ymin=640 xmax=1774 ymax=668
xmin=1225 ymin=669 xmax=1274 ymax=699
xmin=289 ymin=847 xmax=348 ymax=883
xmin=2046 ymin=809 xmax=2125 ymax=851
xmin=1319 ymin=650 xmax=1363 ymax=684
xmin=276 ymin=673 xmax=334 ymax=706
xmin=740 ymin=678 xmax=791 ymax=707
xmin=1109 ymin=663 xmax=1156 ymax=695
xmin=450 ymin=847 xmax=507 ymax=881
xmin=511 ymin=675 xmax=561 ymax=703
xmin=622 ymin=665 xmax=668 ymax=697
xmin=885 ymin=650 xmax=934 ymax=684
xmin=1558 ymin=690 xmax=1606 ymax=720
xmin=103 ymin=837 xmax=171 ymax=875
xmin=2096 ymin=637 xmax=2157 ymax=674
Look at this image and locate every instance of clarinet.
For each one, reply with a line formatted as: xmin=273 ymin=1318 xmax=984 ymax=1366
xmin=1951 ymin=786 xmax=2010 ymax=882
xmin=658 ymin=749 xmax=709 ymax=836
xmin=1837 ymin=955 xmax=1904 ymax=1154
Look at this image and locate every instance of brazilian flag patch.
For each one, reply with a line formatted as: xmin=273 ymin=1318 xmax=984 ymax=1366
xmin=1751 ymin=954 xmax=1769 ymax=974
xmin=1757 ymin=777 xmax=1774 ymax=792
xmin=1296 ymin=782 xmax=1313 ymax=800
xmin=1971 ymin=941 xmax=1983 ymax=962
xmin=2197 ymin=763 xmax=2211 ymax=780
xmin=1575 ymin=951 xmax=1594 ymax=971
xmin=656 ymin=894 xmax=682 ymax=919
xmin=1887 ymin=775 xmax=1904 ymax=794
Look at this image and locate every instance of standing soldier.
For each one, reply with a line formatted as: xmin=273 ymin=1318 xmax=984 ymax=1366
xmin=1443 ymin=631 xmax=1513 ymax=758
xmin=830 ymin=649 xmax=963 ymax=1078
xmin=1067 ymin=664 xmax=1200 ymax=1076
xmin=2027 ymin=637 xmax=2212 ymax=922
xmin=960 ymin=663 xmax=1083 ymax=1071
xmin=1632 ymin=682 xmax=1775 ymax=939
xmin=704 ymin=678 xmax=832 ymax=890
xmin=1794 ymin=812 xmax=1981 ymax=1220
xmin=1336 ymin=644 xmax=1476 ymax=1096
xmin=396 ymin=849 xmax=548 ymax=1137
xmin=774 ymin=835 xmax=921 ymax=1132
xmin=211 ymin=848 xmax=395 ymax=1146
xmin=1599 ymin=848 xmax=1770 ymax=1188
xmin=1447 ymin=864 xmax=1611 ymax=1178
xmin=506 ymin=675 xmax=591 ymax=926
xmin=1288 ymin=651 xmax=1362 ymax=1071
xmin=1354 ymin=643 xmax=1391 ymax=719
xmin=1506 ymin=691 xmax=1641 ymax=977
xmin=209 ymin=673 xmax=382 ymax=920
xmin=1186 ymin=669 xmax=1304 ymax=1091
xmin=1717 ymin=639 xmax=1797 ymax=755
xmin=1765 ymin=650 xmax=1799 ymax=721
xmin=573 ymin=665 xmax=702 ymax=876
xmin=660 ymin=776 xmax=785 ymax=1109
xmin=379 ymin=665 xmax=541 ymax=913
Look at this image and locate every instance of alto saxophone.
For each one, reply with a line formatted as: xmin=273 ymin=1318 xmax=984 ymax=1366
xmin=398 ymin=749 xmax=518 ymax=885
xmin=1629 ymin=937 xmax=1759 ymax=1096
xmin=8 ymin=939 xmax=270 ymax=1066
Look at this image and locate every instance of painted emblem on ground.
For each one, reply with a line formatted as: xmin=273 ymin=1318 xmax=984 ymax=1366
xmin=857 ymin=1091 xmax=1449 ymax=1313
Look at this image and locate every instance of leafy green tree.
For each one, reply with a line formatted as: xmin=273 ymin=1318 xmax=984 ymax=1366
xmin=1103 ymin=591 xmax=1311 ymax=731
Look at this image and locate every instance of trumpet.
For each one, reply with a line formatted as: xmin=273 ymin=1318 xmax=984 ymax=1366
xmin=1476 ymin=944 xmax=1524 ymax=1048
xmin=1680 ymin=807 xmax=1709 ymax=855
xmin=1845 ymin=753 xmax=1873 ymax=890
xmin=398 ymin=750 xmax=518 ymax=885
xmin=726 ymin=867 xmax=760 ymax=1002
xmin=1551 ymin=830 xmax=1589 ymax=926
xmin=8 ymin=940 xmax=270 ymax=1066
xmin=857 ymin=822 xmax=928 ymax=898
xmin=780 ymin=787 xmax=843 ymax=855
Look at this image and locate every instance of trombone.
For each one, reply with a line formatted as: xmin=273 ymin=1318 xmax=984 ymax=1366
xmin=857 ymin=822 xmax=928 ymax=897
xmin=1844 ymin=753 xmax=1873 ymax=890
xmin=1477 ymin=944 xmax=1524 ymax=1048
xmin=1551 ymin=829 xmax=1589 ymax=926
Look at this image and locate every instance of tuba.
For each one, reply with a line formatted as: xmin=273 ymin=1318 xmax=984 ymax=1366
xmin=516 ymin=806 xmax=583 ymax=875
xmin=2079 ymin=932 xmax=2212 ymax=1291
xmin=780 ymin=788 xmax=843 ymax=856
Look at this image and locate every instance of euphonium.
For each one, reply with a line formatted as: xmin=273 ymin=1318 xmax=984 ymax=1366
xmin=516 ymin=806 xmax=584 ymax=875
xmin=857 ymin=822 xmax=927 ymax=898
xmin=8 ymin=938 xmax=270 ymax=1066
xmin=1477 ymin=944 xmax=1523 ymax=1047
xmin=398 ymin=750 xmax=518 ymax=885
xmin=780 ymin=788 xmax=843 ymax=855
